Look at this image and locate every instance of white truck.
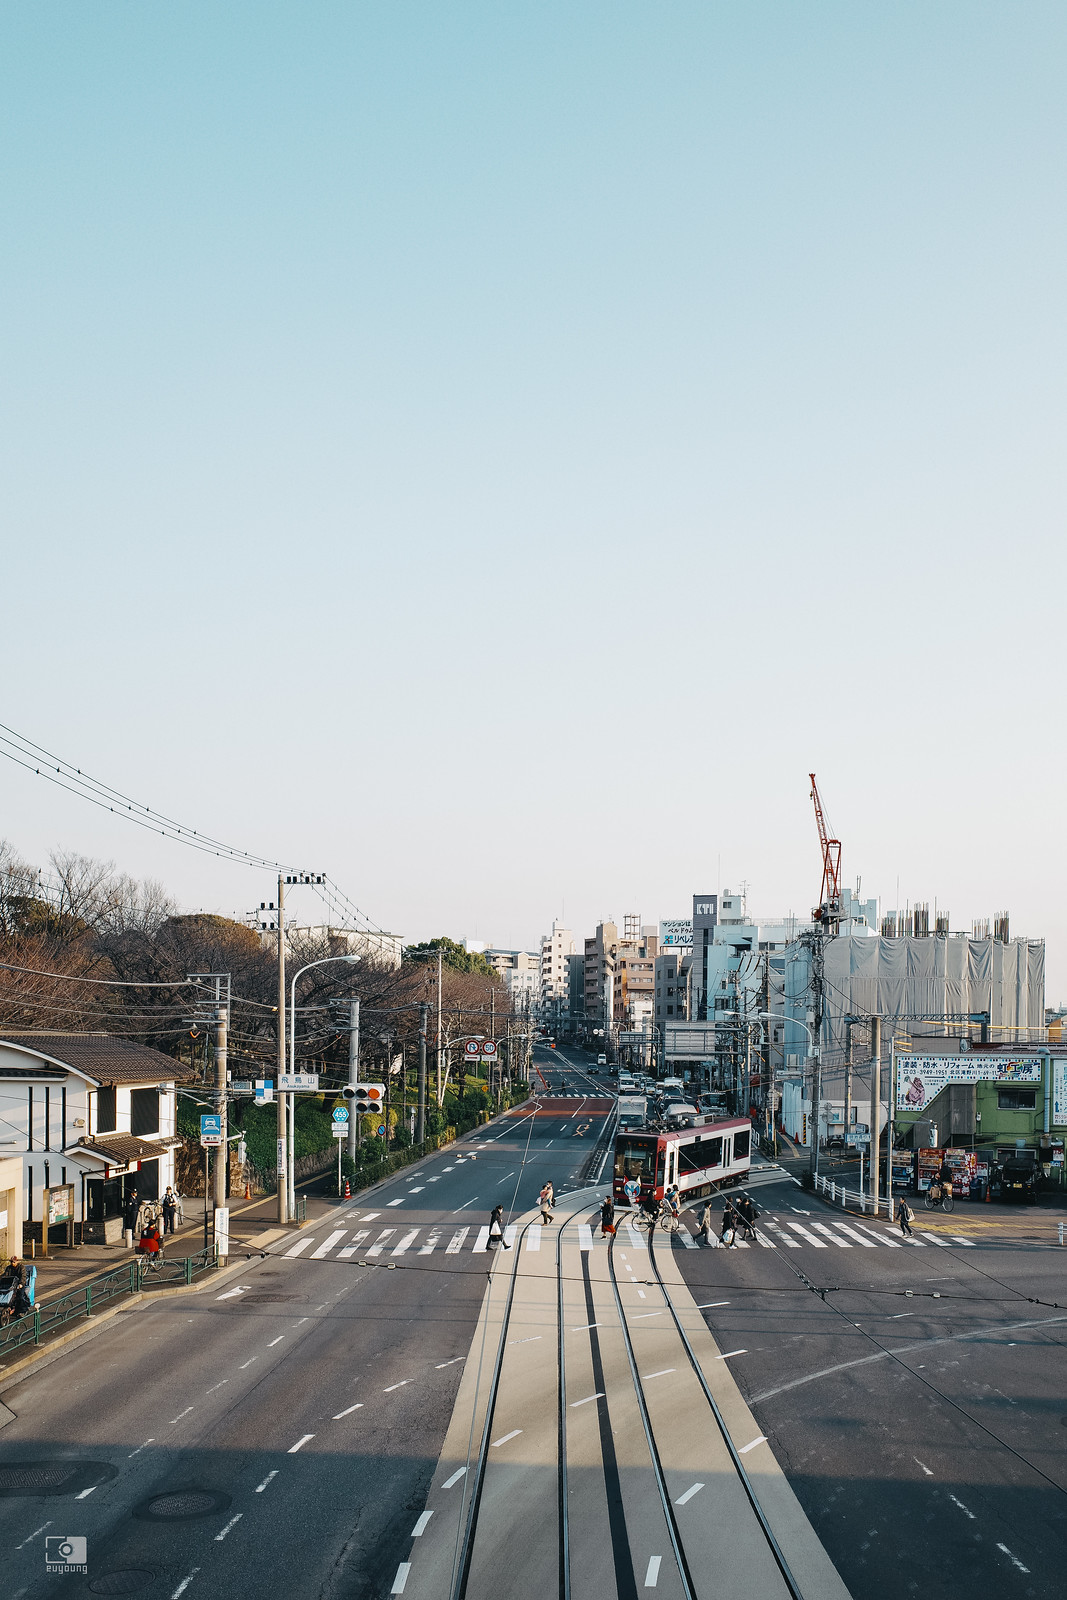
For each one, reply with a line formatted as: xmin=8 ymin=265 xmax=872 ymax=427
xmin=617 ymin=1094 xmax=647 ymax=1131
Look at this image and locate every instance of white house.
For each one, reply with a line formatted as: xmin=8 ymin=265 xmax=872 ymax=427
xmin=0 ymin=1033 xmax=190 ymax=1246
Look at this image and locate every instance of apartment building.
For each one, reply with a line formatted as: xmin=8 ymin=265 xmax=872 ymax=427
xmin=583 ymin=918 xmax=659 ymax=1033
xmin=539 ymin=923 xmax=576 ymax=1029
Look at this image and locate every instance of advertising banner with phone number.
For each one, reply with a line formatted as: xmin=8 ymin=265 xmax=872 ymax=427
xmin=897 ymin=1054 xmax=1042 ymax=1111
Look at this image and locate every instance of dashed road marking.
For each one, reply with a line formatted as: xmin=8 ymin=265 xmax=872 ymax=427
xmin=490 ymin=1430 xmax=522 ymax=1447
xmin=288 ymin=1434 xmax=315 ymax=1453
xmin=674 ymin=1482 xmax=703 ymax=1505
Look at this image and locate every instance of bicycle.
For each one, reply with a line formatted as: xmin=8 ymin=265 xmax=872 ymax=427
xmin=136 ymin=1247 xmax=167 ymax=1283
xmin=924 ymin=1182 xmax=954 ymax=1213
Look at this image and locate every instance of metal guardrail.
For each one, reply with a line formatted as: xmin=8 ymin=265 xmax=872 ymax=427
xmin=814 ymin=1172 xmax=895 ymax=1220
xmin=0 ymin=1247 xmax=219 ymax=1360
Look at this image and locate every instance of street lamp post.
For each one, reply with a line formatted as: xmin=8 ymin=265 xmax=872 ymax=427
xmin=286 ymin=953 xmax=360 ymax=1220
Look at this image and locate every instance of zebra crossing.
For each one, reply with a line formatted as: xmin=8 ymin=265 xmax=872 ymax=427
xmin=270 ymin=1210 xmax=979 ymax=1264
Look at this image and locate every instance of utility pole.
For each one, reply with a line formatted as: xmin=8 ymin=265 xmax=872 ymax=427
xmin=417 ymin=1003 xmax=428 ymax=1145
xmin=808 ymin=932 xmax=825 ymax=1176
xmin=276 ymin=873 xmax=287 ymax=1225
xmin=346 ymin=996 xmax=360 ymax=1163
xmin=213 ymin=1002 xmax=228 ymax=1211
xmin=870 ymin=1014 xmax=881 ymax=1210
xmin=436 ymin=948 xmax=443 ymax=1107
xmin=844 ymin=1019 xmax=854 ymax=1150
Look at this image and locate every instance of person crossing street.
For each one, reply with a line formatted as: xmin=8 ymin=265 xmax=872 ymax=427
xmin=898 ymin=1198 xmax=915 ymax=1238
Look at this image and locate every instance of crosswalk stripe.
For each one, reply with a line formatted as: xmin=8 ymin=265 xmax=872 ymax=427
xmin=446 ymin=1227 xmax=469 ymax=1254
xmin=367 ymin=1230 xmax=395 ymax=1257
xmin=781 ymin=1220 xmax=827 ymax=1248
xmin=419 ymin=1233 xmax=442 ymax=1255
xmin=856 ymin=1223 xmax=900 ymax=1247
xmin=626 ymin=1224 xmax=643 ymax=1247
xmin=811 ymin=1222 xmax=851 ymax=1248
xmin=284 ymin=1237 xmax=314 ymax=1258
xmin=920 ymin=1232 xmax=951 ymax=1247
xmin=392 ymin=1229 xmax=420 ymax=1256
xmin=828 ymin=1220 xmax=878 ymax=1248
xmin=754 ymin=1231 xmax=776 ymax=1248
xmin=677 ymin=1229 xmax=697 ymax=1249
xmin=312 ymin=1230 xmax=347 ymax=1259
xmin=339 ymin=1231 xmax=369 ymax=1257
xmin=951 ymin=1236 xmax=976 ymax=1247
xmin=578 ymin=1225 xmax=594 ymax=1251
xmin=525 ymin=1225 xmax=541 ymax=1252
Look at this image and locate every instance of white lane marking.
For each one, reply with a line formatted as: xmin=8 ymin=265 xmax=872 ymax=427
xmin=15 ymin=1521 xmax=52 ymax=1550
xmin=367 ymin=1230 xmax=396 ymax=1256
xmin=739 ymin=1435 xmax=767 ymax=1454
xmin=996 ymin=1544 xmax=1029 ymax=1573
xmin=127 ymin=1439 xmax=154 ymax=1457
xmin=949 ymin=1494 xmax=976 ymax=1520
xmin=827 ymin=1220 xmax=877 ymax=1248
xmin=205 ymin=1380 xmax=229 ymax=1394
xmin=339 ymin=1231 xmax=370 ymax=1257
xmin=427 ymin=1176 xmax=440 ymax=1182
xmin=571 ymin=1322 xmax=603 ymax=1332
xmin=284 ymin=1238 xmax=314 ymax=1258
xmin=496 ymin=1171 xmax=515 ymax=1184
xmin=412 ymin=1511 xmax=434 ymax=1536
xmin=312 ymin=1231 xmax=347 ymax=1259
xmin=216 ymin=1284 xmax=250 ymax=1299
xmin=171 ymin=1571 xmax=200 ymax=1599
xmin=443 ymin=1467 xmax=467 ymax=1488
xmin=674 ymin=1482 xmax=704 ymax=1505
xmin=570 ymin=1392 xmax=605 ymax=1407
xmin=419 ymin=1233 xmax=442 ymax=1254
xmin=642 ymin=1369 xmax=675 ymax=1380
xmin=442 ymin=1166 xmax=453 ymax=1172
xmin=716 ymin=1350 xmax=747 ymax=1360
xmin=512 ymin=1336 xmax=543 ymax=1345
xmin=333 ymin=1404 xmax=364 ymax=1418
xmin=811 ymin=1222 xmax=851 ymax=1248
xmin=446 ymin=1227 xmax=471 ymax=1253
xmin=239 ymin=1359 xmax=258 ymax=1370
xmin=361 ymin=1212 xmax=380 ymax=1221
xmin=697 ymin=1301 xmax=730 ymax=1309
xmin=215 ymin=1514 xmax=243 ymax=1542
xmin=384 ymin=1380 xmax=411 ymax=1392
xmin=632 ymin=1311 xmax=664 ymax=1320
xmin=637 ymin=1290 xmax=647 ymax=1299
xmin=268 ymin=1337 xmax=284 ymax=1347
xmin=436 ymin=1357 xmax=465 ymax=1368
xmin=452 ymin=1198 xmax=478 ymax=1212
xmin=391 ymin=1563 xmax=412 ymax=1595
xmin=951 ymin=1237 xmax=976 ymax=1247
xmin=288 ymin=1434 xmax=315 ymax=1453
xmin=255 ymin=1470 xmax=279 ymax=1492
xmin=387 ymin=1199 xmax=405 ymax=1208
xmin=526 ymin=1225 xmax=542 ymax=1252
xmin=392 ymin=1229 xmax=421 ymax=1256
xmin=408 ymin=1187 xmax=425 ymax=1194
xmin=76 ymin=1486 xmax=97 ymax=1499
xmin=491 ymin=1430 xmax=522 ymax=1447
xmin=920 ymin=1232 xmax=952 ymax=1248
xmin=644 ymin=1555 xmax=662 ymax=1587
xmin=170 ymin=1407 xmax=194 ymax=1423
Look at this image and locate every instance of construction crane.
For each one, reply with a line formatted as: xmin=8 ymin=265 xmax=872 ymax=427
xmin=809 ymin=772 xmax=842 ymax=933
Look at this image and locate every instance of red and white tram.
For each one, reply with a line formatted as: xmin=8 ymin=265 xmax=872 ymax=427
xmin=613 ymin=1117 xmax=752 ymax=1207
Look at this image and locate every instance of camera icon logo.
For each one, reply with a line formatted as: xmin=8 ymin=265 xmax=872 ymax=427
xmin=45 ymin=1535 xmax=87 ymax=1571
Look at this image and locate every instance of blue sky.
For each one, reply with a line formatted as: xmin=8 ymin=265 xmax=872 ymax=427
xmin=3 ymin=5 xmax=1066 ymax=993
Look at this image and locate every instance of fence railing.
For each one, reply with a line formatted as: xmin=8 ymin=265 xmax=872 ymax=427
xmin=814 ymin=1172 xmax=896 ymax=1220
xmin=0 ymin=1247 xmax=219 ymax=1361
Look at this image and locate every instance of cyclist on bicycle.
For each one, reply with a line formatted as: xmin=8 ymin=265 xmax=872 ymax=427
xmin=663 ymin=1185 xmax=681 ymax=1228
xmin=640 ymin=1194 xmax=662 ymax=1228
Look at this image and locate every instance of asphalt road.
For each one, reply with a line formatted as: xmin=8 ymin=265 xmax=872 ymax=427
xmin=670 ymin=1164 xmax=1067 ymax=1600
xmin=0 ymin=1047 xmax=614 ymax=1600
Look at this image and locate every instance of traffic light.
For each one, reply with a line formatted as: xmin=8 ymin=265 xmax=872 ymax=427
xmin=342 ymin=1082 xmax=385 ymax=1114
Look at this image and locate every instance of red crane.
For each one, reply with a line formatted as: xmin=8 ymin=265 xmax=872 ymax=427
xmin=809 ymin=772 xmax=842 ymax=932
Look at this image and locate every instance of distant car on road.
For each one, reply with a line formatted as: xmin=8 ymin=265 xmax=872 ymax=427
xmin=597 ymin=1054 xmax=607 ymax=1066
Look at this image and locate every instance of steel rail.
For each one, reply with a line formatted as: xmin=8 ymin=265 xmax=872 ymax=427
xmin=645 ymin=1228 xmax=807 ymax=1600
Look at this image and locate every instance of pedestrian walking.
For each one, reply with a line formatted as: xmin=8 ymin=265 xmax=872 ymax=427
xmin=487 ymin=1203 xmax=510 ymax=1249
xmin=600 ymin=1194 xmax=615 ymax=1236
xmin=737 ymin=1194 xmax=758 ymax=1242
xmin=898 ymin=1198 xmax=914 ymax=1239
xmin=122 ymin=1188 xmax=140 ymax=1251
xmin=696 ymin=1200 xmax=714 ymax=1244
xmin=161 ymin=1188 xmax=178 ymax=1236
xmin=539 ymin=1182 xmax=555 ymax=1224
xmin=720 ymin=1200 xmax=739 ymax=1248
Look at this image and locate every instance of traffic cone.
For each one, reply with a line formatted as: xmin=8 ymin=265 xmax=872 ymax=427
xmin=344 ymin=1178 xmax=351 ymax=1199
xmin=244 ymin=1180 xmax=251 ymax=1200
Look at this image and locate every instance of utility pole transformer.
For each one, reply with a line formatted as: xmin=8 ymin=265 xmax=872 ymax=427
xmin=346 ymin=996 xmax=360 ymax=1163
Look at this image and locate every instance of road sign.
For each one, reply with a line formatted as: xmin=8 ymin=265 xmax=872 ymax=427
xmin=214 ymin=1206 xmax=230 ymax=1258
xmin=464 ymin=1040 xmax=481 ymax=1057
xmin=279 ymin=1072 xmax=320 ymax=1092
xmin=255 ymin=1079 xmax=274 ymax=1104
xmin=376 ymin=1124 xmax=385 ymax=1137
xmin=332 ymin=1106 xmax=349 ymax=1122
xmin=331 ymin=1125 xmax=348 ymax=1139
xmin=200 ymin=1114 xmax=223 ymax=1148
xmin=231 ymin=1081 xmax=254 ymax=1096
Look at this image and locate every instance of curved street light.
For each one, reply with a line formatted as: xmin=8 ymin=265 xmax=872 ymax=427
xmin=284 ymin=954 xmax=361 ymax=1216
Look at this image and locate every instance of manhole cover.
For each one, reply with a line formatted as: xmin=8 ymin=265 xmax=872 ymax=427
xmin=241 ymin=1293 xmax=305 ymax=1303
xmin=134 ymin=1488 xmax=231 ymax=1522
xmin=88 ymin=1571 xmax=156 ymax=1595
xmin=0 ymin=1460 xmax=117 ymax=1497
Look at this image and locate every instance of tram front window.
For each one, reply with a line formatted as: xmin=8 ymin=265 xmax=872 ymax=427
xmin=614 ymin=1136 xmax=657 ymax=1182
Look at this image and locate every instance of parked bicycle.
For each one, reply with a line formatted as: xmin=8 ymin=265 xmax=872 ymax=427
xmin=924 ymin=1180 xmax=954 ymax=1213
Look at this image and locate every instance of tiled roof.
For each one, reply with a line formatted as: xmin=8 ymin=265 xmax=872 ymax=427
xmin=75 ymin=1133 xmax=183 ymax=1165
xmin=0 ymin=1034 xmax=191 ymax=1085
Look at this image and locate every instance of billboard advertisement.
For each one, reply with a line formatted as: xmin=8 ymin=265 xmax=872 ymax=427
xmin=1053 ymin=1061 xmax=1067 ymax=1127
xmin=659 ymin=919 xmax=692 ymax=947
xmin=896 ymin=1054 xmax=1042 ymax=1111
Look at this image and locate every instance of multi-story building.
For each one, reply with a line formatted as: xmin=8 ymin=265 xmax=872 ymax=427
xmin=583 ymin=918 xmax=659 ymax=1044
xmin=484 ymin=948 xmax=540 ymax=1006
xmin=539 ymin=923 xmax=576 ymax=1030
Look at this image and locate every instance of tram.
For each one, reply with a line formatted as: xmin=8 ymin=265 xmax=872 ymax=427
xmin=612 ymin=1117 xmax=752 ymax=1207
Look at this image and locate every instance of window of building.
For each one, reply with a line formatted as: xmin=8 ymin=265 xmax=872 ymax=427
xmin=667 ymin=1005 xmax=674 ymax=1015
xmin=95 ymin=1085 xmax=117 ymax=1134
xmin=997 ymin=1089 xmax=1036 ymax=1111
xmin=131 ymin=1088 xmax=160 ymax=1137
